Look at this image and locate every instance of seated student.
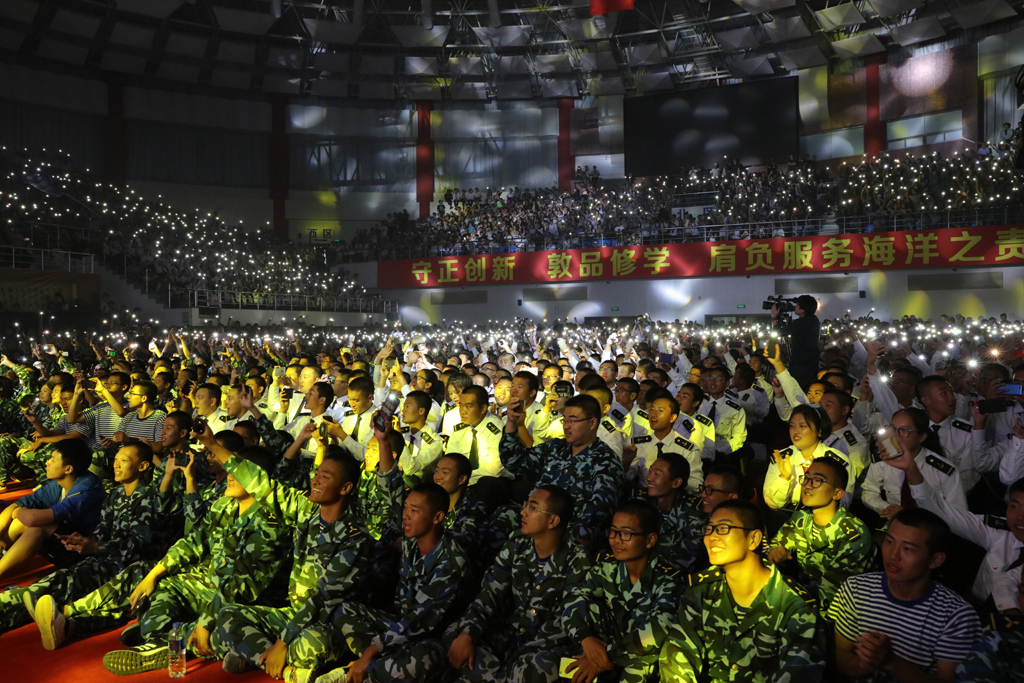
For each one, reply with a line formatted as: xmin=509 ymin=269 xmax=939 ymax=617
xmin=0 ymin=443 xmax=157 ymax=634
xmin=503 ymin=394 xmax=623 ymax=551
xmin=397 ymin=390 xmax=444 ymax=487
xmin=328 ymin=482 xmax=471 ymax=683
xmin=660 ymin=500 xmax=824 ymax=683
xmin=424 ymin=453 xmax=487 ymax=558
xmin=671 ymin=383 xmax=711 ymax=457
xmin=639 ymin=453 xmax=707 ymax=573
xmin=624 ymin=394 xmax=701 ymax=493
xmin=764 ymin=404 xmax=852 ymax=512
xmin=563 ymin=500 xmax=681 ymax=683
xmin=36 ymin=446 xmax=289 ymax=671
xmin=211 ymin=422 xmax=375 ymax=682
xmin=445 ymin=385 xmax=507 ymax=490
xmin=954 ymin=573 xmax=1024 ymax=683
xmin=767 ymin=457 xmax=876 ymax=616
xmin=861 ymin=408 xmax=967 ymax=519
xmin=900 ymin=451 xmax=1024 ymax=615
xmin=0 ymin=440 xmax=105 ymax=581
xmin=580 ymin=379 xmax=625 ymax=458
xmin=445 ymin=485 xmax=590 ymax=683
xmin=829 ymin=508 xmax=981 ymax=682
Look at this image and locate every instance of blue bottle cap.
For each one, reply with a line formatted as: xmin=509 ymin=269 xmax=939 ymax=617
xmin=173 ymin=622 xmax=181 ymax=628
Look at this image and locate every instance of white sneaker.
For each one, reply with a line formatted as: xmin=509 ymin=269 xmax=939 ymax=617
xmin=34 ymin=594 xmax=66 ymax=651
xmin=314 ymin=667 xmax=348 ymax=683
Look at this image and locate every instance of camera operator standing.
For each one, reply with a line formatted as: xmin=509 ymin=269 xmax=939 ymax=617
xmin=771 ymin=295 xmax=820 ymax=390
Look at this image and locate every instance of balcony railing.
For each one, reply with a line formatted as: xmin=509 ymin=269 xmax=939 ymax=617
xmin=0 ymin=245 xmax=95 ymax=273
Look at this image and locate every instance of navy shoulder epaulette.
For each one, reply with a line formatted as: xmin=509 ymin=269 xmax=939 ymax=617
xmin=632 ymin=435 xmax=652 ymax=444
xmin=725 ymin=399 xmax=741 ymax=411
xmin=925 ymin=454 xmax=955 ymax=475
xmin=951 ymin=419 xmax=972 ymax=433
xmin=674 ymin=436 xmax=695 ymax=451
xmin=695 ymin=413 xmax=713 ymax=427
xmin=486 ymin=422 xmax=501 ymax=435
xmin=453 ymin=422 xmax=470 ymax=432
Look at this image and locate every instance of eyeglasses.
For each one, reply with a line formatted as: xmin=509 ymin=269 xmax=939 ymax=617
xmin=799 ymin=475 xmax=832 ymax=489
xmin=703 ymin=377 xmax=726 ymax=383
xmin=697 ymin=484 xmax=736 ymax=496
xmin=703 ymin=523 xmax=758 ymax=536
xmin=128 ymin=392 xmax=147 ymax=398
xmin=521 ymin=502 xmax=555 ymax=515
xmin=559 ymin=417 xmax=594 ymax=425
xmin=608 ymin=528 xmax=642 ymax=541
xmin=885 ymin=424 xmax=918 ymax=437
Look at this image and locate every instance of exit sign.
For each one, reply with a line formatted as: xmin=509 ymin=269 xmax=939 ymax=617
xmin=611 ymin=307 xmax=619 ymax=311
xmin=737 ymin=304 xmax=746 ymax=309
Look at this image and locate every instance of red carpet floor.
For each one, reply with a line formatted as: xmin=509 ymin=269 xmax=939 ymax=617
xmin=1 ymin=488 xmax=267 ymax=682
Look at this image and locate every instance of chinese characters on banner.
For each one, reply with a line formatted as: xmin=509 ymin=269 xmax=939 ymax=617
xmin=380 ymin=225 xmax=1024 ymax=288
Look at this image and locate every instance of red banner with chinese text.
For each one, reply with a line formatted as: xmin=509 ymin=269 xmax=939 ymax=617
xmin=377 ymin=225 xmax=1024 ymax=289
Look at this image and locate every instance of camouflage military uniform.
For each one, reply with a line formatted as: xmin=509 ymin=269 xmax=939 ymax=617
xmin=0 ymin=483 xmax=160 ymax=633
xmin=68 ymin=490 xmax=290 ymax=650
xmin=635 ymin=493 xmax=707 ymax=573
xmin=214 ymin=454 xmax=373 ymax=670
xmin=444 ymin=531 xmax=591 ymax=683
xmin=0 ymin=406 xmax=71 ymax=485
xmin=380 ymin=491 xmax=489 ymax=560
xmin=659 ymin=564 xmax=826 ymax=683
xmin=563 ymin=552 xmax=682 ymax=683
xmin=333 ymin=533 xmax=470 ymax=682
xmin=354 ymin=438 xmax=406 ymax=540
xmin=770 ymin=507 xmax=877 ymax=616
xmin=955 ymin=613 xmax=1024 ymax=683
xmin=499 ymin=433 xmax=624 ymax=546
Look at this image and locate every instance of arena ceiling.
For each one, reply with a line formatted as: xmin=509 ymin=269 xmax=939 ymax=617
xmin=0 ymin=0 xmax=1020 ymax=101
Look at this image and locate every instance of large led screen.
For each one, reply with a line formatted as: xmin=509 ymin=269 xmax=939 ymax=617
xmin=624 ymin=78 xmax=799 ymax=175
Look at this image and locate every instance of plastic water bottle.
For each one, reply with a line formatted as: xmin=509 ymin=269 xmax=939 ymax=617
xmin=168 ymin=622 xmax=186 ymax=678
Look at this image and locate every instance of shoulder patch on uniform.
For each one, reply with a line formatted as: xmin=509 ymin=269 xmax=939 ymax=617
xmin=695 ymin=413 xmax=713 ymax=427
xmin=486 ymin=422 xmax=501 ymax=435
xmin=441 ymin=434 xmax=450 ymax=448
xmin=602 ymin=419 xmax=615 ymax=433
xmin=421 ymin=432 xmax=434 ymax=445
xmin=611 ymin=408 xmax=625 ymax=421
xmin=345 ymin=521 xmax=363 ymax=538
xmin=983 ymin=515 xmax=1009 ymax=531
xmin=399 ymin=425 xmax=410 ymax=434
xmin=674 ymin=436 xmax=695 ymax=451
xmin=454 ymin=422 xmax=470 ymax=432
xmin=843 ymin=430 xmax=857 ymax=446
xmin=218 ymin=415 xmax=230 ymax=422
xmin=681 ymin=418 xmax=694 ymax=433
xmin=951 ymin=419 xmax=972 ymax=433
xmin=655 ymin=562 xmax=681 ymax=578
xmin=637 ymin=409 xmax=648 ymax=420
xmin=725 ymin=400 xmax=741 ymax=411
xmin=688 ymin=567 xmax=723 ymax=587
xmin=632 ymin=435 xmax=652 ymax=444
xmin=781 ymin=574 xmax=817 ymax=606
xmin=925 ymin=454 xmax=955 ymax=475
xmin=820 ymin=449 xmax=848 ymax=467
xmin=753 ymin=384 xmax=766 ymax=393
xmin=780 ymin=446 xmax=795 ymax=457
xmin=597 ymin=552 xmax=616 ymax=564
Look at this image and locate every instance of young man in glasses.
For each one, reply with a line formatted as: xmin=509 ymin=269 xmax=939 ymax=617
xmin=660 ymin=500 xmax=825 ymax=682
xmin=563 ymin=499 xmax=680 ymax=683
xmin=697 ymin=367 xmax=747 ymax=467
xmin=767 ymin=457 xmax=877 ymax=616
xmin=445 ymin=485 xmax=589 ymax=682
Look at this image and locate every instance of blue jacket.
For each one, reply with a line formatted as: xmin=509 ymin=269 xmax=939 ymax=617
xmin=18 ymin=472 xmax=107 ymax=535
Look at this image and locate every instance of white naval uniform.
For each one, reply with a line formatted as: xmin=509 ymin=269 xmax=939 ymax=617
xmin=627 ymin=430 xmax=702 ymax=493
xmin=861 ymin=447 xmax=967 ymax=514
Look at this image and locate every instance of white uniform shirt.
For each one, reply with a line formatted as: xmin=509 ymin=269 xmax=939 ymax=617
xmin=444 ymin=413 xmax=507 ymax=484
xmin=764 ymin=442 xmax=852 ymax=510
xmin=627 ymin=430 xmax=702 ymax=493
xmin=861 ymin=447 xmax=967 ymax=514
xmin=399 ymin=424 xmax=444 ymax=480
xmin=698 ymin=395 xmax=747 ymax=460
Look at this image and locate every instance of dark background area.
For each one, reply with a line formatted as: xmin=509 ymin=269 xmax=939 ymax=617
xmin=623 ymin=77 xmax=800 ymax=175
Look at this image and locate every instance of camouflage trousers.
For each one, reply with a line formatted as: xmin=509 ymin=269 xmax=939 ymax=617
xmin=137 ymin=569 xmax=218 ymax=652
xmin=955 ymin=628 xmax=1024 ymax=683
xmin=445 ymin=642 xmax=565 ymax=683
xmin=0 ymin=557 xmax=122 ymax=633
xmin=65 ymin=560 xmax=155 ymax=635
xmin=332 ymin=599 xmax=446 ymax=683
xmin=215 ymin=603 xmax=334 ymax=670
xmin=0 ymin=436 xmax=51 ymax=484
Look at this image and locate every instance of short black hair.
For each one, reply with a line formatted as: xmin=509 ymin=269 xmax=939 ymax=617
xmin=706 ymin=464 xmax=745 ymax=497
xmin=405 ymin=390 xmax=432 ymax=415
xmin=796 ymin=295 xmax=818 ymax=315
xmin=679 ymin=382 xmax=705 ymax=404
xmin=584 ymin=384 xmax=612 ymax=407
xmin=233 ymin=420 xmax=259 ymax=442
xmin=565 ymin=394 xmax=600 ymax=420
xmin=347 ymin=376 xmax=375 ymax=397
xmin=536 ymin=484 xmax=574 ymax=530
xmin=126 ymin=441 xmax=154 ymax=467
xmin=197 ymin=383 xmax=222 ymax=403
xmin=616 ymin=377 xmax=640 ymax=396
xmin=578 ymin=373 xmax=606 ymax=392
xmin=166 ymin=410 xmax=193 ymax=433
xmin=438 ymin=452 xmax=472 ymax=487
xmin=410 ymin=481 xmax=450 ymax=518
xmin=133 ymin=380 xmax=158 ymax=403
xmin=915 ymin=375 xmax=952 ymax=403
xmin=215 ymin=429 xmax=246 ymax=454
xmin=237 ymin=445 xmax=276 ymax=474
xmin=322 ymin=447 xmax=361 ymax=488
xmin=651 ymin=395 xmax=680 ymax=419
xmin=711 ymin=499 xmax=764 ymax=536
xmin=811 ymin=456 xmax=849 ymax=491
xmin=656 ymin=451 xmax=690 ymax=484
xmin=891 ymin=507 xmax=950 ymax=555
xmin=461 ymin=385 xmax=489 ymax=407
xmin=513 ymin=370 xmax=540 ymax=395
xmin=821 ymin=387 xmax=854 ymax=413
xmin=616 ymin=499 xmax=661 ymax=536
xmin=53 ymin=440 xmax=92 ymax=477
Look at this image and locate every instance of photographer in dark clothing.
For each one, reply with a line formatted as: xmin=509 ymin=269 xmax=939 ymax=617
xmin=771 ymin=295 xmax=820 ymax=390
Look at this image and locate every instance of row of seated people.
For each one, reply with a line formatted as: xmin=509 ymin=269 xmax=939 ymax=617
xmin=0 ymin=318 xmax=1020 ymax=683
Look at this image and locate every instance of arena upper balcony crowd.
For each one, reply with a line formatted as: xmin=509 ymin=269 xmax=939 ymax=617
xmin=4 ymin=137 xmax=1023 ymax=281
xmin=0 ymin=302 xmax=1022 ymax=683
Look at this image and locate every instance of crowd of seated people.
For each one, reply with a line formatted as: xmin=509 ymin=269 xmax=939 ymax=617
xmin=5 ymin=144 xmax=1021 ymax=269
xmin=0 ymin=149 xmax=364 ymax=303
xmin=0 ymin=303 xmax=1021 ymax=682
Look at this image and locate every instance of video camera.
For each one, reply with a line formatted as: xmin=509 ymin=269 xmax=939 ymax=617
xmin=763 ymin=295 xmax=799 ymax=314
